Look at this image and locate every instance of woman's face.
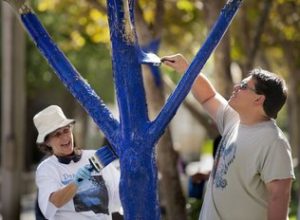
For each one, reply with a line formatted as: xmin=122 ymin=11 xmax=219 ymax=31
xmin=45 ymin=124 xmax=74 ymax=157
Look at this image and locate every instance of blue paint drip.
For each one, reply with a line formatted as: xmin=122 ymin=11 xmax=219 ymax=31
xmin=20 ymin=12 xmax=120 ymax=153
xmin=150 ymin=0 xmax=243 ymax=140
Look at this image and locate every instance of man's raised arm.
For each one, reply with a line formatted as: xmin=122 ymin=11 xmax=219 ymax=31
xmin=161 ymin=54 xmax=227 ymax=121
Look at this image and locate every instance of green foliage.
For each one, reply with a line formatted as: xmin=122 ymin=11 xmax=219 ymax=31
xmin=200 ymin=139 xmax=213 ymax=155
xmin=33 ymin=0 xmax=109 ymax=47
xmin=289 ymin=170 xmax=299 ymax=218
xmin=26 ymin=1 xmax=206 ymax=104
xmin=24 ymin=0 xmax=300 ymax=103
xmin=186 ymin=198 xmax=203 ymax=220
xmin=161 ymin=0 xmax=206 ymax=57
xmin=269 ymin=0 xmax=300 ymax=42
xmin=27 ymin=0 xmax=114 ymax=103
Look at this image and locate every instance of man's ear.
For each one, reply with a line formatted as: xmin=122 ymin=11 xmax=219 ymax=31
xmin=254 ymin=95 xmax=265 ymax=106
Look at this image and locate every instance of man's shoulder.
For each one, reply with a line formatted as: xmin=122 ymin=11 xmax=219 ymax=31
xmin=263 ymin=120 xmax=288 ymax=141
xmin=257 ymin=120 xmax=290 ymax=150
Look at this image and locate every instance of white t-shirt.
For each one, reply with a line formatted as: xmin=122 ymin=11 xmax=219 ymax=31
xmin=36 ymin=150 xmax=121 ymax=220
xmin=199 ymin=103 xmax=295 ymax=220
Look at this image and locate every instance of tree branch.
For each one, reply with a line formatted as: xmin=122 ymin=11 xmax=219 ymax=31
xmin=85 ymin=0 xmax=107 ymax=13
xmin=163 ymin=75 xmax=219 ymax=138
xmin=245 ymin=0 xmax=272 ymax=71
xmin=149 ymin=0 xmax=243 ymax=140
xmin=153 ymin=0 xmax=165 ymax=39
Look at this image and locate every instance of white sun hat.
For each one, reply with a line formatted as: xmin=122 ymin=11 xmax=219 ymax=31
xmin=33 ymin=105 xmax=75 ymax=143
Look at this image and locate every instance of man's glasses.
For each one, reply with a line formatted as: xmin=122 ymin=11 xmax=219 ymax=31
xmin=238 ymin=81 xmax=257 ymax=93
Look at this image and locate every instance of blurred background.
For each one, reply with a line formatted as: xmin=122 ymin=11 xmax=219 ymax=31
xmin=1 ymin=0 xmax=299 ymax=219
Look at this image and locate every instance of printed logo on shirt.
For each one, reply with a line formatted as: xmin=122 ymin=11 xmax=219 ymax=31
xmin=73 ymin=175 xmax=109 ymax=215
xmin=61 ymin=173 xmax=74 ymax=185
xmin=213 ymin=135 xmax=237 ymax=189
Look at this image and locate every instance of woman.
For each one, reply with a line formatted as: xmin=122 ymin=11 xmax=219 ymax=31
xmin=34 ymin=105 xmax=121 ymax=220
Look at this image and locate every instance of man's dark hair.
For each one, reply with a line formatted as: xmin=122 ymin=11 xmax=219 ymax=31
xmin=250 ymin=68 xmax=287 ymax=119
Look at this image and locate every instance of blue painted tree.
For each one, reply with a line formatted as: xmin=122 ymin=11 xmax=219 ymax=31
xmin=4 ymin=0 xmax=243 ymax=219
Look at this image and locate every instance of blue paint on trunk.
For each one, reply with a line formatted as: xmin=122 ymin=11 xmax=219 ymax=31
xmin=107 ymin=0 xmax=160 ymax=218
xmin=10 ymin=0 xmax=244 ymax=218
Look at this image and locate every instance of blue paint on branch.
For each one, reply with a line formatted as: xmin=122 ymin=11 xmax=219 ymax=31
xmin=20 ymin=12 xmax=120 ymax=153
xmin=8 ymin=0 xmax=244 ymax=218
xmin=150 ymin=0 xmax=243 ymax=141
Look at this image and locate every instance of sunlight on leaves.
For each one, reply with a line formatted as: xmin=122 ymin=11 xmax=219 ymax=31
xmin=144 ymin=10 xmax=155 ymax=24
xmin=85 ymin=24 xmax=110 ymax=43
xmin=176 ymin=0 xmax=194 ymax=12
xmin=283 ymin=26 xmax=296 ymax=40
xmin=37 ymin=0 xmax=58 ymax=12
xmin=92 ymin=28 xmax=110 ymax=43
xmin=71 ymin=31 xmax=86 ymax=49
xmin=79 ymin=17 xmax=88 ymax=26
xmin=89 ymin=9 xmax=102 ymax=22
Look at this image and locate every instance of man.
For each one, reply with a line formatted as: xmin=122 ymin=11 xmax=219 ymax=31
xmin=162 ymin=54 xmax=294 ymax=220
xmin=34 ymin=105 xmax=122 ymax=220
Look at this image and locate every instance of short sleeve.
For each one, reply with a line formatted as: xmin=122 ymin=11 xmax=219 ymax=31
xmin=36 ymin=164 xmax=60 ymax=219
xmin=260 ymin=139 xmax=295 ymax=183
xmin=216 ymin=102 xmax=239 ymax=135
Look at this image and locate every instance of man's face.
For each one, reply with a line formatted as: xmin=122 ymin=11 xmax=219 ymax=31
xmin=45 ymin=125 xmax=74 ymax=156
xmin=228 ymin=76 xmax=260 ymax=113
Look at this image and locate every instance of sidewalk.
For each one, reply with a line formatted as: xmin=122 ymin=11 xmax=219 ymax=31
xmin=20 ymin=193 xmax=36 ymax=220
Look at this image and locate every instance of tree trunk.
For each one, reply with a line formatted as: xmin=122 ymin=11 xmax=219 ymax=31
xmin=285 ymin=61 xmax=300 ymax=161
xmin=143 ymin=66 xmax=187 ymax=220
xmin=1 ymin=3 xmax=26 ymax=219
xmin=163 ymin=75 xmax=219 ymax=139
xmin=244 ymin=0 xmax=272 ymax=71
xmin=136 ymin=1 xmax=188 ymax=218
xmin=237 ymin=0 xmax=272 ymax=75
xmin=283 ymin=44 xmax=300 ymax=219
xmin=203 ymin=0 xmax=233 ymax=98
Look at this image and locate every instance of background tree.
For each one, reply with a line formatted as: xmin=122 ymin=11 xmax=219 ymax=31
xmin=1 ymin=3 xmax=26 ymax=219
